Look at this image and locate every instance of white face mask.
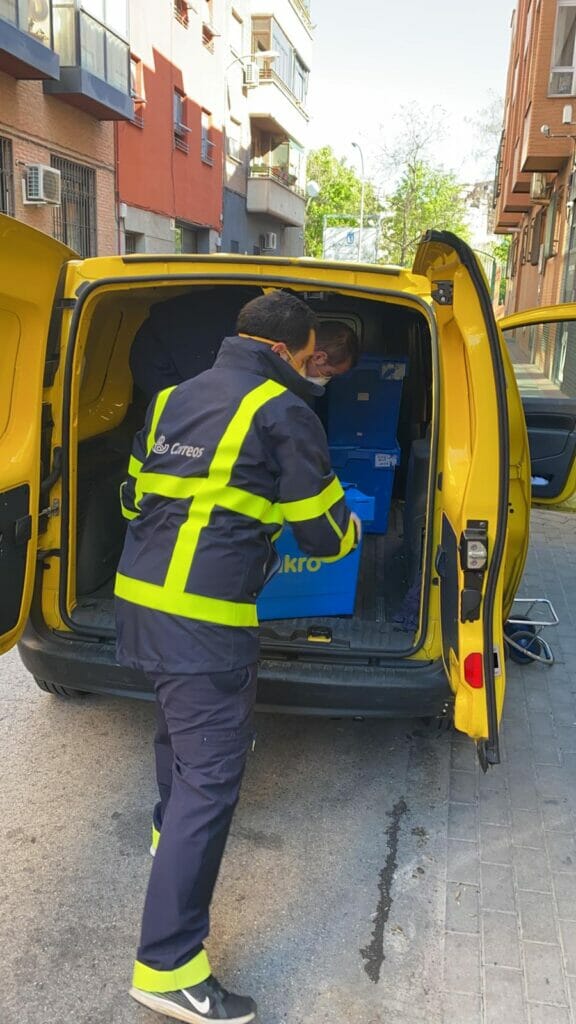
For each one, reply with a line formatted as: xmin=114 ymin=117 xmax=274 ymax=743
xmin=306 ymin=374 xmax=331 ymax=386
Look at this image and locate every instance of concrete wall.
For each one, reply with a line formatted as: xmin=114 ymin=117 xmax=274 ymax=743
xmin=223 ymin=186 xmax=305 ymax=254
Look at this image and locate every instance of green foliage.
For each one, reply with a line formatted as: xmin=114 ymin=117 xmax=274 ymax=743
xmin=485 ymin=236 xmax=512 ymax=266
xmin=381 ymin=161 xmax=471 ymax=268
xmin=305 ymin=146 xmax=381 ymax=258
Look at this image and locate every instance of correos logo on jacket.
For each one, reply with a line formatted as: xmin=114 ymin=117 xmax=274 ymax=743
xmin=153 ymin=434 xmax=205 ymax=458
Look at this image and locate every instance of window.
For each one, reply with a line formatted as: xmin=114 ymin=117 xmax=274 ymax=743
xmin=130 ymin=55 xmax=144 ymax=125
xmin=173 ymin=90 xmax=189 ymax=152
xmin=203 ymin=0 xmax=215 ymax=51
xmin=550 ymin=0 xmax=576 ymax=95
xmin=230 ymin=10 xmax=243 ymax=55
xmin=0 ymin=0 xmax=52 ymax=45
xmin=0 ymin=136 xmax=14 ymax=216
xmin=272 ymin=21 xmax=292 ymax=86
xmin=293 ymin=56 xmax=307 ymax=103
xmin=201 ymin=111 xmax=215 ymax=165
xmin=51 ymin=155 xmax=97 ymax=258
xmin=174 ymin=0 xmax=189 ymax=27
xmin=251 ymin=17 xmax=308 ymax=101
xmin=125 ymin=231 xmax=143 ymax=254
xmin=530 ymin=209 xmax=544 ymax=265
xmin=544 ymin=189 xmax=560 ymax=259
xmin=52 ymin=0 xmax=130 ymax=93
xmin=227 ymin=118 xmax=242 ymax=161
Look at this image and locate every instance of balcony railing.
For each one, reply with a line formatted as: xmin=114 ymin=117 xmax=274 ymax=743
xmin=201 ymin=134 xmax=215 ymax=165
xmin=288 ymin=0 xmax=312 ymax=30
xmin=257 ymin=66 xmax=308 ymax=116
xmin=249 ymin=163 xmax=305 ymax=197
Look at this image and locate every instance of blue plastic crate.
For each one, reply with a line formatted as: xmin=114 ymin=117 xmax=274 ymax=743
xmin=329 ymin=445 xmax=400 ymax=535
xmin=257 ymin=487 xmax=375 ymax=621
xmin=326 ymin=355 xmax=407 ymax=449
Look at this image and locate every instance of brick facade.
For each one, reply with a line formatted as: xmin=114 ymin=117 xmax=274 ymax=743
xmin=495 ymin=0 xmax=576 ymax=312
xmin=0 ymin=72 xmax=117 ymax=255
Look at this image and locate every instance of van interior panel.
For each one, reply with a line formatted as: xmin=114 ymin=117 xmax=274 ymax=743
xmin=70 ymin=284 xmax=433 ymax=657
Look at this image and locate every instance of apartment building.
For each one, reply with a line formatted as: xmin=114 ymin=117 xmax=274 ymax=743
xmin=222 ymin=0 xmax=312 ymax=255
xmin=494 ymin=0 xmax=576 ymax=312
xmin=116 ymin=0 xmax=224 ymax=254
xmin=0 ymin=0 xmax=132 ymax=255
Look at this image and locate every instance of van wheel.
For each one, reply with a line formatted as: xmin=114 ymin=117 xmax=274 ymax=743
xmin=33 ymin=677 xmax=88 ymax=698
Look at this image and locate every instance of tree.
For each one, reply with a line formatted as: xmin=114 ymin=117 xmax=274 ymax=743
xmin=305 ymin=146 xmax=381 ymax=258
xmin=380 ymin=160 xmax=470 ymax=267
xmin=470 ymin=91 xmax=505 ymax=179
xmin=375 ymin=105 xmax=471 ymax=267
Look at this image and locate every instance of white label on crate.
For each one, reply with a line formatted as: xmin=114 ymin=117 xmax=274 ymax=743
xmin=357 ymin=392 xmax=370 ymax=401
xmin=374 ymin=452 xmax=397 ymax=468
xmin=380 ymin=362 xmax=406 ymax=380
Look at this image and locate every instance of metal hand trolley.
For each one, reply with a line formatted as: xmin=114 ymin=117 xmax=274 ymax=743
xmin=504 ymin=598 xmax=559 ymax=666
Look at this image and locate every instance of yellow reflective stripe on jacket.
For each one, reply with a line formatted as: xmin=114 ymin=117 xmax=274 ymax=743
xmin=121 ymin=505 xmax=139 ymax=521
xmin=164 ymin=379 xmax=286 ymax=592
xmin=146 ymin=386 xmax=177 ymax=455
xmin=137 ymin=472 xmax=203 ymax=501
xmin=135 ymin=474 xmax=282 ymax=525
xmin=115 ymin=573 xmax=259 ymax=627
xmin=320 ymin=513 xmax=357 ymax=563
xmin=132 ymin=949 xmax=211 ymax=993
xmin=281 ymin=475 xmax=344 ymax=523
xmin=128 ymin=455 xmax=143 ymax=476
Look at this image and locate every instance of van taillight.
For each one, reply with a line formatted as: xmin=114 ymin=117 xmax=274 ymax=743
xmin=464 ymin=653 xmax=484 ymax=689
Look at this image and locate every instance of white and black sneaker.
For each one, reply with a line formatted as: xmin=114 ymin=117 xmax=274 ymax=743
xmin=130 ymin=974 xmax=256 ymax=1023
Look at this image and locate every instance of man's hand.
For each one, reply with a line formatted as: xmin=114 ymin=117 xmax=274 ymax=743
xmin=351 ymin=511 xmax=362 ymax=546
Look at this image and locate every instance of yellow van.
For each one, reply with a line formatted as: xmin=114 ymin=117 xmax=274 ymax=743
xmin=2 ymin=214 xmax=575 ymax=769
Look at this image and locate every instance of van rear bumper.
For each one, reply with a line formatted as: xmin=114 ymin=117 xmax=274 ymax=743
xmin=18 ymin=618 xmax=452 ymax=718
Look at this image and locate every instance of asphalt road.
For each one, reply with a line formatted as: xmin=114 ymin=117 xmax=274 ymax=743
xmin=2 ymin=511 xmax=576 ymax=1024
xmin=0 ymin=647 xmax=450 ymax=1024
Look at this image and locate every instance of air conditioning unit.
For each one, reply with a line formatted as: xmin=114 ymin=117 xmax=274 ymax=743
xmin=243 ymin=62 xmax=260 ymax=87
xmin=262 ymin=231 xmax=278 ymax=251
xmin=530 ymin=172 xmax=550 ymax=204
xmin=22 ymin=164 xmax=61 ymax=205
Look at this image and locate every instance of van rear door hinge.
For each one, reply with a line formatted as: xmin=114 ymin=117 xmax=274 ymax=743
xmin=432 ymin=281 xmax=454 ymax=306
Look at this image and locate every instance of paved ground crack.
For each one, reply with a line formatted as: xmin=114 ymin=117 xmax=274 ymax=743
xmin=360 ymin=797 xmax=408 ymax=983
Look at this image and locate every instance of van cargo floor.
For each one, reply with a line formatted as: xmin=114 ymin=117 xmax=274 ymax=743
xmin=259 ymin=528 xmax=416 ymax=653
xmin=73 ymin=508 xmax=418 ymax=651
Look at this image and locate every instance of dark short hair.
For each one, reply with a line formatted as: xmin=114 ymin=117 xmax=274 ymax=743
xmin=236 ymin=291 xmax=319 ymax=352
xmin=317 ymin=320 xmax=360 ymax=368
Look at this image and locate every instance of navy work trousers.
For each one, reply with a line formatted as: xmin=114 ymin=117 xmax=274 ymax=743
xmin=137 ymin=664 xmax=258 ymax=972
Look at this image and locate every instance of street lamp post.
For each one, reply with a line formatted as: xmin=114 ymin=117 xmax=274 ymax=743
xmin=352 ymin=141 xmax=365 ymax=262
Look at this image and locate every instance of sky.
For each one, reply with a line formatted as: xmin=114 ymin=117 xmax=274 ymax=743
xmin=306 ymin=0 xmax=517 ymax=187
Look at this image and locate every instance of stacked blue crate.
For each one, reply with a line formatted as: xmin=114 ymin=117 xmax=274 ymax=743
xmin=257 ymin=487 xmax=375 ymax=621
xmin=326 ymin=355 xmax=407 ymax=533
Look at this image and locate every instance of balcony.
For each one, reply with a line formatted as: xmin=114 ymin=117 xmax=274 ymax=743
xmin=44 ymin=4 xmax=132 ymax=120
xmin=248 ymin=67 xmax=308 ymax=145
xmin=247 ymin=167 xmax=305 ymax=226
xmin=288 ymin=0 xmax=312 ymax=30
xmin=0 ymin=0 xmax=59 ymax=79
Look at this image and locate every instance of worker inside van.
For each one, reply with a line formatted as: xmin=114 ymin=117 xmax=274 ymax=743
xmin=129 ymin=291 xmax=360 ymax=403
xmin=305 ymin=320 xmax=360 ymax=384
xmin=129 ymin=286 xmax=263 ymax=404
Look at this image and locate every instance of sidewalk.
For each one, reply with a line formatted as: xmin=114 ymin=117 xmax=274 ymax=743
xmin=443 ymin=509 xmax=576 ymax=1024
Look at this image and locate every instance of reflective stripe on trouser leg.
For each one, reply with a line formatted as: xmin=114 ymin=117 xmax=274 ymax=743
xmin=135 ymin=665 xmax=258 ymax=991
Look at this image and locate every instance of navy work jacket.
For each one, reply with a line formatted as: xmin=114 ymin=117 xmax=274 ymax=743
xmin=115 ymin=336 xmax=356 ymax=675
